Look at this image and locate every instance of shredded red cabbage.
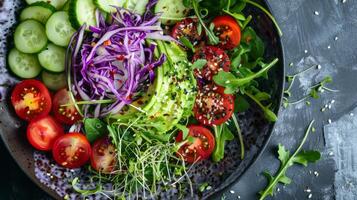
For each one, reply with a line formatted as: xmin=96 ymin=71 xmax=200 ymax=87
xmin=68 ymin=1 xmax=173 ymax=117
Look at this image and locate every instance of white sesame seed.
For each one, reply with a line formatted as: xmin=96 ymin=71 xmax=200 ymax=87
xmin=342 ymin=0 xmax=347 ymax=3
xmin=329 ymin=151 xmax=334 ymax=156
xmin=308 ymin=194 xmax=313 ymax=199
xmin=350 ymin=113 xmax=354 ymax=116
xmin=289 ymin=62 xmax=294 ymax=67
xmin=328 ymin=104 xmax=332 ymax=109
xmin=237 ymin=195 xmax=241 ymax=199
xmin=314 ymin=171 xmax=319 ymax=177
xmin=328 ymin=45 xmax=331 ymax=49
xmin=328 ymin=119 xmax=332 ymax=124
xmin=331 ymin=100 xmax=335 ymax=104
xmin=304 ymin=50 xmax=308 ymax=54
xmin=316 ymin=64 xmax=322 ymax=69
xmin=230 ymin=190 xmax=235 ymax=194
xmin=334 ymin=36 xmax=339 ymax=41
xmin=277 ymin=188 xmax=280 ymax=192
xmin=305 ymin=187 xmax=312 ymax=193
xmin=314 ymin=11 xmax=320 ymax=15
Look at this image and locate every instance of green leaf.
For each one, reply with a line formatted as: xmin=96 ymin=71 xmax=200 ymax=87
xmin=179 ymin=36 xmax=195 ymax=52
xmin=175 ymin=124 xmax=189 ymax=140
xmin=292 ymin=150 xmax=321 ymax=166
xmin=230 ymin=1 xmax=246 ymax=13
xmin=255 ymin=92 xmax=271 ymax=101
xmin=278 ymin=175 xmax=292 ymax=185
xmin=84 ymin=118 xmax=107 ymax=143
xmin=277 ymin=144 xmax=290 ymax=165
xmin=322 ymin=76 xmax=333 ymax=84
xmin=183 ymin=0 xmax=192 ymax=7
xmin=235 ymin=95 xmax=250 ymax=112
xmin=212 ymin=124 xmax=235 ymax=162
xmin=213 ymin=71 xmax=237 ymax=87
xmin=310 ymin=88 xmax=320 ymax=99
xmin=264 ymin=108 xmax=278 ymax=122
xmin=223 ymin=9 xmax=246 ymax=21
xmin=192 ymin=59 xmax=207 ymax=69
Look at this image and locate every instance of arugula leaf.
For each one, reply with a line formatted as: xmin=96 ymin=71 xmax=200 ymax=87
xmin=212 ymin=124 xmax=235 ymax=162
xmin=179 ymin=36 xmax=195 ymax=52
xmin=213 ymin=58 xmax=279 ymax=94
xmin=84 ymin=118 xmax=107 ymax=143
xmin=258 ymin=120 xmax=321 ymax=200
xmin=176 ymin=124 xmax=189 ymax=140
xmin=223 ymin=9 xmax=246 ymax=21
xmin=235 ymin=95 xmax=250 ymax=112
xmin=192 ymin=59 xmax=207 ymax=69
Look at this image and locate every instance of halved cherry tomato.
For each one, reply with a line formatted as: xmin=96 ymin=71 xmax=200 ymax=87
xmin=193 ymin=84 xmax=234 ymax=126
xmin=27 ymin=116 xmax=64 ymax=151
xmin=52 ymin=132 xmax=91 ymax=169
xmin=213 ymin=15 xmax=241 ymax=50
xmin=90 ymin=137 xmax=117 ymax=173
xmin=193 ymin=46 xmax=230 ymax=81
xmin=176 ymin=125 xmax=215 ymax=163
xmin=11 ymin=79 xmax=52 ymax=121
xmin=171 ymin=18 xmax=203 ymax=46
xmin=53 ymin=88 xmax=81 ymax=125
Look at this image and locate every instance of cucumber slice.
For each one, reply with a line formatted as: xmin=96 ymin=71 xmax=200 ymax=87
xmin=20 ymin=2 xmax=56 ymax=24
xmin=38 ymin=43 xmax=66 ymax=73
xmin=155 ymin=0 xmax=190 ymax=25
xmin=124 ymin=0 xmax=148 ymax=15
xmin=25 ymin=0 xmax=68 ymax=10
xmin=62 ymin=0 xmax=71 ymax=11
xmin=8 ymin=48 xmax=42 ymax=79
xmin=69 ymin=0 xmax=97 ymax=29
xmin=41 ymin=71 xmax=67 ymax=90
xmin=94 ymin=0 xmax=124 ymax=13
xmin=46 ymin=11 xmax=76 ymax=47
xmin=14 ymin=20 xmax=48 ymax=53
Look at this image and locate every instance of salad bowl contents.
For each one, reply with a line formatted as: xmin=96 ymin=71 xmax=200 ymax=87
xmin=0 ymin=0 xmax=284 ymax=199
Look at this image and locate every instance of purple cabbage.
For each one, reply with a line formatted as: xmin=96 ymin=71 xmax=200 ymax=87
xmin=68 ymin=1 xmax=174 ymax=117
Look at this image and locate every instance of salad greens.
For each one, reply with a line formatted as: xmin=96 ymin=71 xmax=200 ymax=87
xmin=259 ymin=120 xmax=321 ymax=200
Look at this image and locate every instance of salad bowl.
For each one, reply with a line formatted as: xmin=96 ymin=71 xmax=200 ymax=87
xmin=0 ymin=0 xmax=284 ymax=199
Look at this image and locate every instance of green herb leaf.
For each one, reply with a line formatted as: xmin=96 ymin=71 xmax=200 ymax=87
xmin=212 ymin=124 xmax=235 ymax=162
xmin=72 ymin=177 xmax=102 ymax=196
xmin=192 ymin=59 xmax=207 ymax=69
xmin=223 ymin=9 xmax=246 ymax=21
xmin=255 ymin=92 xmax=271 ymax=101
xmin=235 ymin=95 xmax=250 ymax=112
xmin=176 ymin=124 xmax=189 ymax=140
xmin=258 ymin=120 xmax=321 ymax=200
xmin=309 ymin=88 xmax=320 ymax=99
xmin=84 ymin=118 xmax=107 ymax=143
xmin=263 ymin=108 xmax=278 ymax=122
xmin=179 ymin=36 xmax=195 ymax=52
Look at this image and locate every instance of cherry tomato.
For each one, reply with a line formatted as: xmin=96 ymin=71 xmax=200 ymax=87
xmin=27 ymin=116 xmax=64 ymax=151
xmin=176 ymin=125 xmax=215 ymax=163
xmin=11 ymin=79 xmax=52 ymax=121
xmin=171 ymin=18 xmax=203 ymax=46
xmin=90 ymin=137 xmax=117 ymax=173
xmin=213 ymin=15 xmax=241 ymax=50
xmin=53 ymin=88 xmax=81 ymax=125
xmin=52 ymin=132 xmax=91 ymax=169
xmin=193 ymin=84 xmax=234 ymax=126
xmin=193 ymin=46 xmax=230 ymax=81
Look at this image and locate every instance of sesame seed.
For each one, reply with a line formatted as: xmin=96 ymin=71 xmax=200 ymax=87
xmin=304 ymin=50 xmax=308 ymax=54
xmin=328 ymin=119 xmax=332 ymax=124
xmin=316 ymin=64 xmax=322 ymax=69
xmin=314 ymin=171 xmax=319 ymax=177
xmin=308 ymin=194 xmax=313 ymax=199
xmin=289 ymin=62 xmax=294 ymax=67
xmin=314 ymin=11 xmax=320 ymax=15
xmin=328 ymin=151 xmax=334 ymax=156
xmin=350 ymin=113 xmax=354 ymax=116
xmin=328 ymin=45 xmax=331 ymax=49
xmin=230 ymin=190 xmax=235 ymax=194
xmin=342 ymin=0 xmax=347 ymax=3
xmin=331 ymin=100 xmax=335 ymax=104
xmin=305 ymin=187 xmax=312 ymax=193
xmin=334 ymin=36 xmax=339 ymax=41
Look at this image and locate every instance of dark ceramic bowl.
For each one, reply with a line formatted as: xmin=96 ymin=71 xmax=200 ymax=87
xmin=0 ymin=0 xmax=284 ymax=199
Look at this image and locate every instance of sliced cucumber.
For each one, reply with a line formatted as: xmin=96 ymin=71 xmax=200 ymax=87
xmin=94 ymin=0 xmax=124 ymax=13
xmin=46 ymin=11 xmax=76 ymax=47
xmin=20 ymin=2 xmax=55 ymax=24
xmin=8 ymin=48 xmax=42 ymax=79
xmin=69 ymin=0 xmax=97 ymax=28
xmin=25 ymin=0 xmax=68 ymax=10
xmin=41 ymin=71 xmax=67 ymax=90
xmin=124 ymin=0 xmax=148 ymax=15
xmin=38 ymin=43 xmax=66 ymax=73
xmin=62 ymin=0 xmax=71 ymax=11
xmin=14 ymin=20 xmax=48 ymax=53
xmin=155 ymin=0 xmax=190 ymax=25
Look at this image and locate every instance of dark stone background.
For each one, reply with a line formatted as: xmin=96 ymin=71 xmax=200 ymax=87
xmin=1 ymin=0 xmax=356 ymax=199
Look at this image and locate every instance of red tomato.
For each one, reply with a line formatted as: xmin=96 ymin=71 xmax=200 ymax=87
xmin=193 ymin=46 xmax=231 ymax=81
xmin=11 ymin=79 xmax=52 ymax=121
xmin=176 ymin=125 xmax=215 ymax=163
xmin=90 ymin=137 xmax=117 ymax=173
xmin=52 ymin=133 xmax=91 ymax=169
xmin=213 ymin=15 xmax=241 ymax=50
xmin=171 ymin=18 xmax=203 ymax=46
xmin=53 ymin=88 xmax=81 ymax=125
xmin=193 ymin=84 xmax=234 ymax=126
xmin=27 ymin=116 xmax=64 ymax=151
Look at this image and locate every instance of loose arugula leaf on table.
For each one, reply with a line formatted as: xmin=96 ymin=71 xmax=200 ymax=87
xmin=84 ymin=118 xmax=107 ymax=143
xmin=212 ymin=124 xmax=235 ymax=162
xmin=258 ymin=120 xmax=321 ymax=200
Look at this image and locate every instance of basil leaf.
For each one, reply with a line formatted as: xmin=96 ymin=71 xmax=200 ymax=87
xmin=84 ymin=118 xmax=107 ymax=143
